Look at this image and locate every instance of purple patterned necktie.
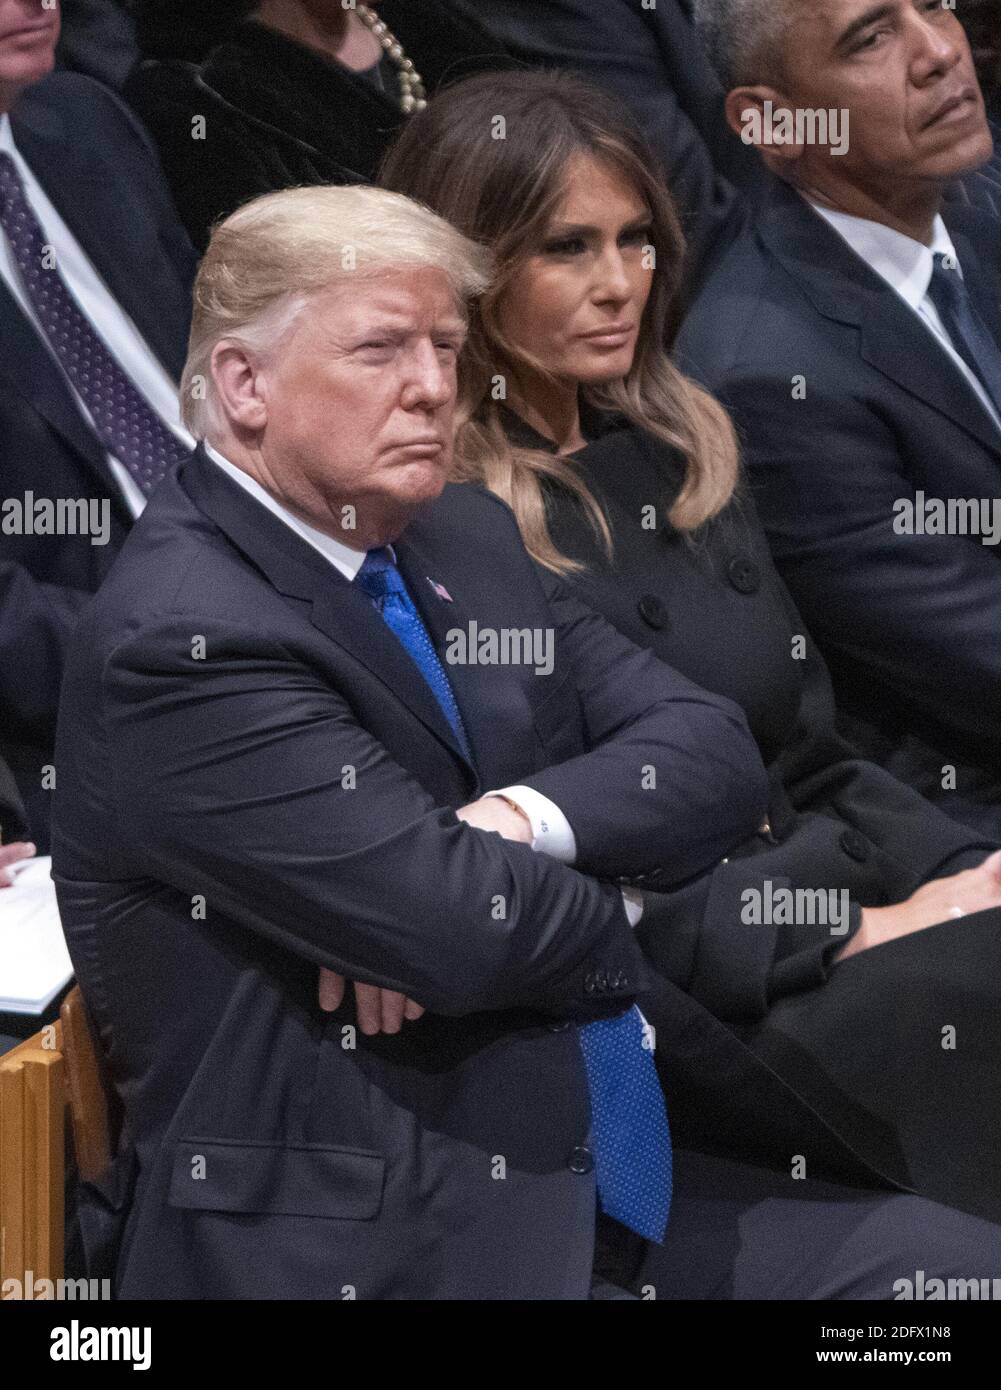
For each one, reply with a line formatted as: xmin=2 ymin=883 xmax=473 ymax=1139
xmin=0 ymin=150 xmax=188 ymax=495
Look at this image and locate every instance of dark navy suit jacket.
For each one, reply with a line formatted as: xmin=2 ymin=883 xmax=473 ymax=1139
xmin=0 ymin=72 xmax=196 ymax=847
xmin=51 ymin=446 xmax=775 ymax=1299
xmin=678 ymin=180 xmax=1001 ymax=831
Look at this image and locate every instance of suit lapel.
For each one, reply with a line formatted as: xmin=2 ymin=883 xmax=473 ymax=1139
xmin=759 ymin=186 xmax=1001 ymax=460
xmin=394 ymin=528 xmax=520 ymax=791
xmin=859 ymin=305 xmax=1001 ymax=458
xmin=10 ymin=95 xmax=188 ymax=380
xmin=308 ymin=570 xmax=476 ymax=780
xmin=180 ymin=448 xmax=478 ymax=784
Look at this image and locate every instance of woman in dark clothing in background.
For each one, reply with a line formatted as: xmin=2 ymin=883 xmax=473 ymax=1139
xmin=124 ymin=0 xmax=508 ymax=248
xmin=381 ymin=69 xmax=1001 ymax=1224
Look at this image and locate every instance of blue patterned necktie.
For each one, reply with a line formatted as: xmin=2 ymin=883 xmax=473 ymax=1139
xmin=579 ymin=1006 xmax=671 ymax=1243
xmin=0 ymin=150 xmax=188 ymax=495
xmin=926 ymin=251 xmax=1001 ymax=421
xmin=356 ymin=548 xmax=672 ymax=1243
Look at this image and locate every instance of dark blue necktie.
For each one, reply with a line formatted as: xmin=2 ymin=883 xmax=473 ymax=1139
xmin=0 ymin=150 xmax=188 ymax=495
xmin=926 ymin=251 xmax=1001 ymax=421
xmin=356 ymin=548 xmax=672 ymax=1243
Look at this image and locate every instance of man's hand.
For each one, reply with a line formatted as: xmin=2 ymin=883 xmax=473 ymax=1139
xmin=455 ymin=795 xmax=534 ymax=842
xmin=317 ymin=969 xmax=425 ymax=1033
xmin=0 ymin=841 xmax=35 ymax=887
xmin=835 ymin=849 xmax=1001 ymax=963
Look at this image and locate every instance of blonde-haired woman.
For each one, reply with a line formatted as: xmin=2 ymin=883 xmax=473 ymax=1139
xmin=382 ymin=68 xmax=1001 ymax=1230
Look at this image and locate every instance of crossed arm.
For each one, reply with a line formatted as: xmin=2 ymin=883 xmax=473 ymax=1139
xmin=96 ymin=579 xmax=768 ymax=1025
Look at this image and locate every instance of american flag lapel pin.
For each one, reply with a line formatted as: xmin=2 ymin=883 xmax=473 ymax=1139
xmin=427 ymin=577 xmax=454 ymax=602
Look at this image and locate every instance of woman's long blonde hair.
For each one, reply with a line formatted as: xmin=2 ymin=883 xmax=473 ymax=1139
xmin=380 ymin=69 xmax=739 ymax=572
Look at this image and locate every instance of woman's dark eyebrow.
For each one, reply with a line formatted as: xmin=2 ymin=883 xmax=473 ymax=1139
xmin=836 ymin=2 xmax=896 ymax=53
xmin=544 ymin=214 xmax=652 ymax=238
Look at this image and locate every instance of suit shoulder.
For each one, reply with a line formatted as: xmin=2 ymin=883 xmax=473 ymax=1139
xmin=419 ymin=481 xmax=555 ymax=597
xmin=945 ymin=201 xmax=1001 ymax=274
xmin=434 ymin=480 xmax=522 ymax=534
xmin=678 ymin=229 xmax=777 ymax=370
xmin=17 ymin=71 xmax=161 ymax=172
xmin=82 ymin=485 xmax=287 ymax=643
xmin=20 ymin=70 xmax=136 ymax=129
xmin=679 ymin=226 xmax=837 ymax=382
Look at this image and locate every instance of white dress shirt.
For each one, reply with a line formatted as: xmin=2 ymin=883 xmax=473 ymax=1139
xmin=0 ymin=113 xmax=195 ymax=518
xmin=205 ymin=444 xmax=643 ymax=925
xmin=807 ymin=198 xmax=1001 ymax=430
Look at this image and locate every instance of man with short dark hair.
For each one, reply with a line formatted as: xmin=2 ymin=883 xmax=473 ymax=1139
xmin=681 ymin=0 xmax=1001 ymax=834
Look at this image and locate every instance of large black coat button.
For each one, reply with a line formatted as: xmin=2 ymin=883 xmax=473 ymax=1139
xmin=568 ymin=1145 xmax=594 ymax=1174
xmin=637 ymin=594 xmax=669 ymax=630
xmin=727 ymin=556 xmax=761 ymax=594
xmin=840 ymin=829 xmax=870 ymax=863
xmin=548 ymin=1020 xmax=570 ymax=1032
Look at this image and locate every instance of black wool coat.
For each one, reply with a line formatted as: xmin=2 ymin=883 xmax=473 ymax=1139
xmin=503 ymin=405 xmax=1001 ymax=1222
xmin=123 ymin=6 xmax=510 ymax=249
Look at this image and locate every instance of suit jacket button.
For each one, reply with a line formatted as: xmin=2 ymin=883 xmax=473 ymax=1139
xmin=727 ymin=556 xmax=761 ymax=594
xmin=584 ymin=972 xmax=596 ymax=995
xmin=568 ymin=1145 xmax=594 ymax=1174
xmin=840 ymin=829 xmax=870 ymax=863
xmin=548 ymin=1020 xmax=570 ymax=1032
xmin=595 ymin=969 xmax=609 ymax=991
xmin=637 ymin=594 xmax=669 ymax=630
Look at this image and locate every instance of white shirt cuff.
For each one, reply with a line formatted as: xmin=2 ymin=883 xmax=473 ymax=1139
xmin=484 ymin=785 xmax=577 ymax=863
xmin=484 ymin=787 xmax=643 ymax=928
xmin=620 ymin=885 xmax=644 ymax=928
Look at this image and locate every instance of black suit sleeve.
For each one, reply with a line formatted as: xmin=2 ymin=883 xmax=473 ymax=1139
xmin=771 ymin=582 xmax=997 ymax=875
xmin=102 ymin=614 xmax=653 ymax=1021
xmin=0 ymin=562 xmax=92 ymax=739
xmin=516 ymin=569 xmax=770 ymax=885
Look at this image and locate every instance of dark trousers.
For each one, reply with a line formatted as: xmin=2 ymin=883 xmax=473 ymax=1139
xmin=625 ymin=1149 xmax=1001 ymax=1299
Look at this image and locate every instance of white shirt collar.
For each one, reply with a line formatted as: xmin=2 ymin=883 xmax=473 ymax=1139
xmin=0 ymin=110 xmax=27 ymax=165
xmin=204 ymin=443 xmax=371 ymax=582
xmin=806 ymin=197 xmax=958 ymax=310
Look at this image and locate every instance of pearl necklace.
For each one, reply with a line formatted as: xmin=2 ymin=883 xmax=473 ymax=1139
xmin=356 ymin=4 xmax=428 ymax=114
